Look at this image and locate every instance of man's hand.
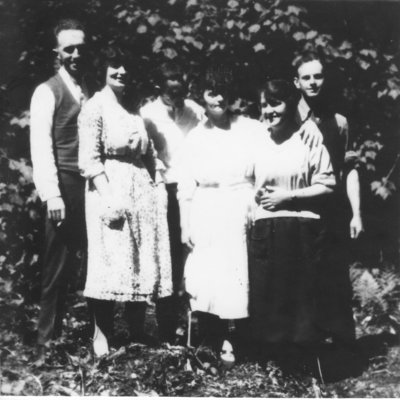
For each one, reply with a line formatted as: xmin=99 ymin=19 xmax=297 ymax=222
xmin=350 ymin=214 xmax=364 ymax=239
xmin=47 ymin=196 xmax=66 ymax=222
xmin=101 ymin=196 xmax=126 ymax=229
xmin=258 ymin=186 xmax=291 ymax=211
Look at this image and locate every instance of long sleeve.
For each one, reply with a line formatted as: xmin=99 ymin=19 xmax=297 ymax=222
xmin=78 ymin=98 xmax=105 ymax=179
xmin=30 ymin=84 xmax=61 ymax=202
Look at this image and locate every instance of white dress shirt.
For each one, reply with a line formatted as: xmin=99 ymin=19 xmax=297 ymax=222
xmin=140 ymin=97 xmax=205 ymax=184
xmin=30 ymin=67 xmax=86 ymax=202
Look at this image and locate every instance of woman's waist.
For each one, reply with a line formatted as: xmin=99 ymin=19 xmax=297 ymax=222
xmin=102 ymin=154 xmax=145 ymax=165
xmin=254 ymin=207 xmax=320 ymax=220
xmin=196 ymin=180 xmax=253 ymax=191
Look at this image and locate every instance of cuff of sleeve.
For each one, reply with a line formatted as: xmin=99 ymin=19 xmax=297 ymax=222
xmin=40 ymin=187 xmax=62 ymax=203
xmin=311 ymin=176 xmax=336 ymax=189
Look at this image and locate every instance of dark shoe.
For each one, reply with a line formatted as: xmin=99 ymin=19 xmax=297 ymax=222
xmin=130 ymin=333 xmax=160 ymax=347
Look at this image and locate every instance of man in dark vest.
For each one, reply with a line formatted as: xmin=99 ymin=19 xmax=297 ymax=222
xmin=30 ymin=18 xmax=90 ymax=360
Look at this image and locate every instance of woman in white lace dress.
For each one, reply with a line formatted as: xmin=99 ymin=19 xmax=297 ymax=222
xmin=78 ymin=48 xmax=172 ymax=355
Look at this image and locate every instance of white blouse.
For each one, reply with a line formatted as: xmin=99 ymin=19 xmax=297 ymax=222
xmin=177 ymin=115 xmax=263 ymax=202
xmin=252 ymin=120 xmax=336 ymax=220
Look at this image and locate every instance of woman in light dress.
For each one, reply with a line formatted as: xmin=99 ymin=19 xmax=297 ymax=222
xmin=78 ymin=48 xmax=172 ymax=356
xmin=178 ymin=65 xmax=264 ymax=363
xmin=249 ymin=79 xmax=336 ymax=368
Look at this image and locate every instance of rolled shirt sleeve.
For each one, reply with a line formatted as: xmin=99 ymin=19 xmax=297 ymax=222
xmin=30 ymin=84 xmax=62 ymax=202
xmin=336 ymin=114 xmax=359 ymax=171
xmin=310 ymin=142 xmax=336 ymax=189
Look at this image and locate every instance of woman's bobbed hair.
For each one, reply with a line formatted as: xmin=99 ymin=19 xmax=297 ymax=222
xmin=99 ymin=46 xmax=130 ymax=84
xmin=201 ymin=63 xmax=236 ymax=102
xmin=258 ymin=79 xmax=300 ymax=117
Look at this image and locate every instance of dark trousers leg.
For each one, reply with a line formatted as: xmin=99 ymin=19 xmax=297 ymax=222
xmin=166 ymin=183 xmax=185 ymax=294
xmin=37 ymin=172 xmax=86 ymax=345
xmin=155 ymin=183 xmax=187 ymax=342
xmin=38 ymin=218 xmax=73 ymax=344
xmin=88 ymin=298 xmax=114 ymax=340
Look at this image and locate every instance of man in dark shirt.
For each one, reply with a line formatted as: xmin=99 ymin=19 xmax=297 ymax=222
xmin=293 ymin=51 xmax=364 ymax=345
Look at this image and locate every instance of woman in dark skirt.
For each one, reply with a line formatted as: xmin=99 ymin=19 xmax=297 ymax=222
xmin=248 ymin=79 xmax=336 ymax=365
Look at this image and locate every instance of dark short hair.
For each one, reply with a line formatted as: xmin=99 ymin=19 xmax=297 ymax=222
xmin=53 ymin=18 xmax=85 ymax=39
xmin=156 ymin=62 xmax=184 ymax=88
xmin=292 ymin=51 xmax=324 ymax=75
xmin=259 ymin=79 xmax=299 ymax=116
xmin=201 ymin=63 xmax=235 ymax=100
xmin=103 ymin=47 xmax=128 ymax=68
xmin=99 ymin=46 xmax=130 ymax=83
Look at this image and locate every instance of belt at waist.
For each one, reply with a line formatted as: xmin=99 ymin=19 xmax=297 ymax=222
xmin=102 ymin=154 xmax=143 ymax=163
xmin=197 ymin=181 xmax=253 ymax=190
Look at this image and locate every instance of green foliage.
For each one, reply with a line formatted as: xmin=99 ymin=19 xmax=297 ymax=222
xmin=6 ymin=0 xmax=398 ymax=194
xmin=0 ymin=104 xmax=42 ymax=337
xmin=351 ymin=263 xmax=400 ymax=336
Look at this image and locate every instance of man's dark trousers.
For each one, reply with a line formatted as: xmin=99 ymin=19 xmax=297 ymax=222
xmin=37 ymin=171 xmax=86 ymax=345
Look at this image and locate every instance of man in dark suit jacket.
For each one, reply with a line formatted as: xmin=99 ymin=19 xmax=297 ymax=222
xmin=30 ymin=18 xmax=90 ymax=360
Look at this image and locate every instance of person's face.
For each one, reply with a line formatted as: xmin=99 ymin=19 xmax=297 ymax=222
xmin=294 ymin=60 xmax=325 ymax=99
xmin=203 ymin=89 xmax=228 ymax=117
xmin=161 ymin=79 xmax=186 ymax=110
xmin=106 ymin=64 xmax=127 ymax=92
xmin=259 ymin=92 xmax=289 ymax=129
xmin=55 ymin=29 xmax=86 ymax=78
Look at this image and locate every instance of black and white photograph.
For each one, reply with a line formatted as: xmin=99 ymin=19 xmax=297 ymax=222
xmin=0 ymin=0 xmax=399 ymax=397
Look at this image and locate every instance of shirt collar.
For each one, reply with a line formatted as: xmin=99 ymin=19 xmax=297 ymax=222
xmin=58 ymin=66 xmax=80 ymax=88
xmin=297 ymin=95 xmax=313 ymax=123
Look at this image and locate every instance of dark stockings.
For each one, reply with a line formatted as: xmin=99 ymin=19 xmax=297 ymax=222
xmin=196 ymin=312 xmax=233 ymax=351
xmin=88 ymin=299 xmax=148 ymax=343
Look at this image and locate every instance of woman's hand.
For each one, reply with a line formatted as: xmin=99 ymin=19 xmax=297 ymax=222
xmin=181 ymin=226 xmax=194 ymax=251
xmin=258 ymin=186 xmax=291 ymax=211
xmin=101 ymin=197 xmax=126 ymax=229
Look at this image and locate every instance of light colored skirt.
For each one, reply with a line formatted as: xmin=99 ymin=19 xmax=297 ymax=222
xmin=84 ymin=159 xmax=172 ymax=302
xmin=184 ymin=183 xmax=252 ymax=319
